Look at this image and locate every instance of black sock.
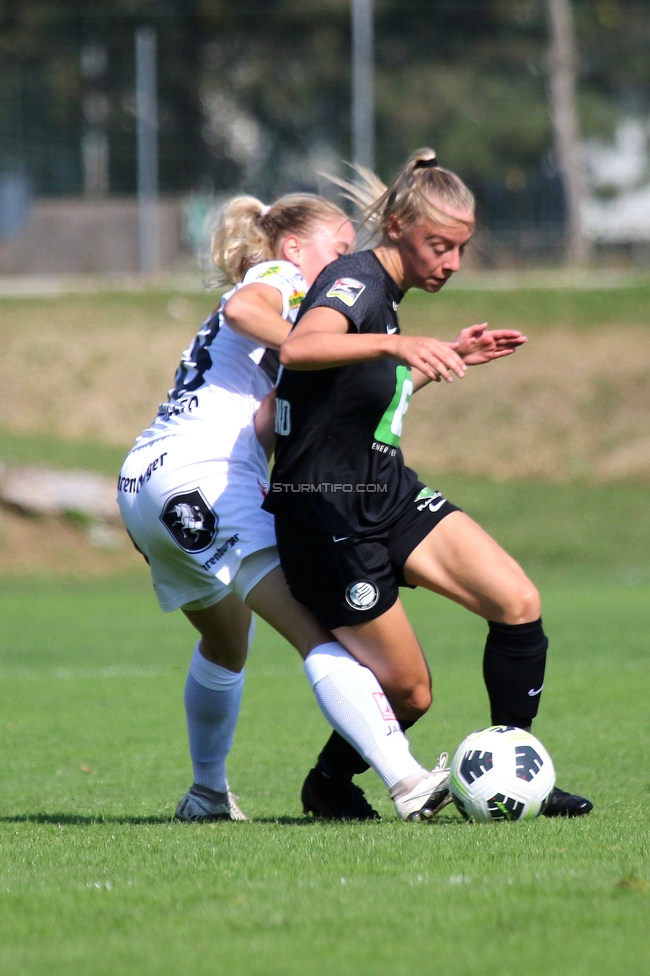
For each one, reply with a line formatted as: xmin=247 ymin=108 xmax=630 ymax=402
xmin=316 ymin=719 xmax=417 ymax=782
xmin=483 ymin=618 xmax=548 ymax=729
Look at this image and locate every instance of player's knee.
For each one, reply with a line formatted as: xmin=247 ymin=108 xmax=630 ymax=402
xmin=503 ymin=580 xmax=541 ymax=624
xmin=391 ymin=679 xmax=431 ymax=720
xmin=410 ymin=681 xmax=433 ymax=717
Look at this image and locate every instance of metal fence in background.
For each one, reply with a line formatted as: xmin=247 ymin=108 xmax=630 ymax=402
xmin=0 ymin=1 xmax=648 ymax=271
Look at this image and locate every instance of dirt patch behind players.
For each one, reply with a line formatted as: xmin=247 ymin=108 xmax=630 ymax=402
xmin=0 ymin=284 xmax=649 ymax=482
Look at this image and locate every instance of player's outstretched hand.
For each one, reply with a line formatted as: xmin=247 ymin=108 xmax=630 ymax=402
xmin=393 ymin=335 xmax=467 ymax=383
xmin=453 ymin=323 xmax=527 ymax=366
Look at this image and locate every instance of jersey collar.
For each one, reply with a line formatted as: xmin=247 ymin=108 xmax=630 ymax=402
xmin=368 ymin=250 xmax=403 ymax=305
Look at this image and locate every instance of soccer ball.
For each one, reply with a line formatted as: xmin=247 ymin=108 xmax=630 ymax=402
xmin=449 ymin=726 xmax=556 ymax=822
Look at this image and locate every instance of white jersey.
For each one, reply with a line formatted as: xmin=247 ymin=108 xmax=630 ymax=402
xmin=136 ymin=260 xmax=307 ymax=460
xmin=120 ymin=259 xmax=306 ymax=611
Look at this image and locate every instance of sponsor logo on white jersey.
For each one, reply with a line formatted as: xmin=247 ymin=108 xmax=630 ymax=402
xmin=326 ymin=277 xmax=366 ymax=307
xmin=288 ymin=288 xmax=305 ymax=310
xmin=257 ymin=264 xmax=284 ymax=279
xmin=345 ymin=579 xmax=379 ymax=610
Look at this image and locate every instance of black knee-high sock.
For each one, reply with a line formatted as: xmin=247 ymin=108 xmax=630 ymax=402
xmin=483 ymin=618 xmax=548 ymax=729
xmin=316 ymin=720 xmax=417 ymax=782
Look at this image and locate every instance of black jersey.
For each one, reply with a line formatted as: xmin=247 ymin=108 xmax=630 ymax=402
xmin=263 ymin=250 xmax=420 ymax=536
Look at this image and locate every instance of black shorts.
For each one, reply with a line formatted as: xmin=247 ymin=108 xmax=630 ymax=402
xmin=274 ymin=485 xmax=460 ymax=630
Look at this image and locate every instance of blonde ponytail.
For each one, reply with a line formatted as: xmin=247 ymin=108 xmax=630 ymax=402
xmin=210 ymin=193 xmax=348 ymax=284
xmin=210 ymin=196 xmax=270 ymax=285
xmin=330 ymin=147 xmax=475 ymax=238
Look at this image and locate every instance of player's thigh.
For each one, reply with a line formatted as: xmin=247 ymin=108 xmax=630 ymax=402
xmin=248 ymin=570 xmax=431 ymax=718
xmin=244 ymin=565 xmax=331 ymax=660
xmin=333 ymin=598 xmax=432 ymax=718
xmin=271 ymin=515 xmax=431 ymax=714
xmin=182 ymin=592 xmax=252 ymax=672
xmin=182 ymin=549 xmax=322 ymax=671
xmin=403 ymin=511 xmax=540 ymax=623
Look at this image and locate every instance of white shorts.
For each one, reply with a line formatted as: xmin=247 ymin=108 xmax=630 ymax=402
xmin=117 ymin=433 xmax=279 ymax=612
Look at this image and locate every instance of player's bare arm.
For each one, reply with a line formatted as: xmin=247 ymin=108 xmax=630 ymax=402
xmin=223 ymin=282 xmax=290 ymax=349
xmin=254 ymin=389 xmax=276 ymax=459
xmin=280 ymin=305 xmax=467 ymax=382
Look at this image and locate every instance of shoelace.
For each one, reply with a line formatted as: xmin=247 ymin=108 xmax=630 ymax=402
xmin=432 ymin=752 xmax=449 ymax=772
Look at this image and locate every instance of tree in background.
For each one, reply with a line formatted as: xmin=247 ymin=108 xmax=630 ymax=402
xmin=546 ymin=0 xmax=589 ymax=265
xmin=0 ymin=0 xmax=648 ymax=260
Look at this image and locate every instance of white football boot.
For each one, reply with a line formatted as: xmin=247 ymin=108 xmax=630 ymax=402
xmin=391 ymin=753 xmax=452 ymax=822
xmin=175 ymin=783 xmax=247 ymax=822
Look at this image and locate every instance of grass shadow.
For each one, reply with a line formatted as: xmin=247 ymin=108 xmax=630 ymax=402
xmin=1 ymin=812 xmax=465 ymax=827
xmin=0 ymin=813 xmax=174 ymax=826
xmin=1 ymin=813 xmax=388 ymax=828
xmin=1 ymin=813 xmax=316 ymax=827
xmin=248 ymin=816 xmax=336 ymax=826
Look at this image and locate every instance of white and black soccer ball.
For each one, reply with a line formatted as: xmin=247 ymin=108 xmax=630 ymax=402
xmin=449 ymin=726 xmax=556 ymax=822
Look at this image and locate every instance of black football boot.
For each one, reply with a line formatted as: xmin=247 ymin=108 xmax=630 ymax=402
xmin=301 ymin=767 xmax=380 ymax=820
xmin=542 ymin=786 xmax=593 ymax=817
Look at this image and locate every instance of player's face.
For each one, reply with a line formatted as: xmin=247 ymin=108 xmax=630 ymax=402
xmin=391 ymin=205 xmax=474 ymax=293
xmin=282 ymin=216 xmax=356 ymax=286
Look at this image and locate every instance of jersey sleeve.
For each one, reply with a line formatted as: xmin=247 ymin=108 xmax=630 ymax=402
xmin=241 ymin=261 xmax=306 ymax=321
xmin=298 ymin=273 xmax=376 ymax=332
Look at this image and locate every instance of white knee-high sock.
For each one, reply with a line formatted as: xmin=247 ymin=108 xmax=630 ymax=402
xmin=304 ymin=642 xmax=424 ymax=789
xmin=184 ymin=634 xmax=250 ymax=793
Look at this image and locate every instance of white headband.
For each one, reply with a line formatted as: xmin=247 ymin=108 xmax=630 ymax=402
xmin=260 ymin=205 xmax=271 ymax=217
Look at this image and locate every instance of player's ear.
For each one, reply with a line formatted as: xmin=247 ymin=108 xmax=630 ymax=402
xmin=280 ymin=234 xmax=301 ymax=263
xmin=385 ymin=214 xmax=402 ymax=242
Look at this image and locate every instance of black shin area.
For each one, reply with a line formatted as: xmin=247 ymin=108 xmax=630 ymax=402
xmin=316 ymin=732 xmax=369 ymax=781
xmin=483 ymin=618 xmax=548 ymax=729
xmin=316 ymin=719 xmax=417 ymax=782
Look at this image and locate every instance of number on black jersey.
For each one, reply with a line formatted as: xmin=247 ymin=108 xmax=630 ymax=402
xmin=373 ymin=366 xmax=413 ymax=447
xmin=275 ymin=398 xmax=291 ymax=436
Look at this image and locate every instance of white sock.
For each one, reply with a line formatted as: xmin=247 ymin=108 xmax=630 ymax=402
xmin=303 ymin=642 xmax=424 ymax=789
xmin=184 ymin=630 xmax=251 ymax=793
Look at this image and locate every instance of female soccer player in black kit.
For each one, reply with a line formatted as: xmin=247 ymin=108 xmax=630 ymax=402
xmin=264 ymin=148 xmax=593 ymax=821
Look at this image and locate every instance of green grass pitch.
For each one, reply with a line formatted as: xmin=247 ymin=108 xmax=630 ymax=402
xmin=0 ymin=279 xmax=648 ymax=974
xmin=0 ymin=565 xmax=648 ymax=975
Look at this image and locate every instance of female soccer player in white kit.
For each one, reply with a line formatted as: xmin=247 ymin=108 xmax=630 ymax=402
xmin=119 ymin=193 xmax=485 ymax=822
